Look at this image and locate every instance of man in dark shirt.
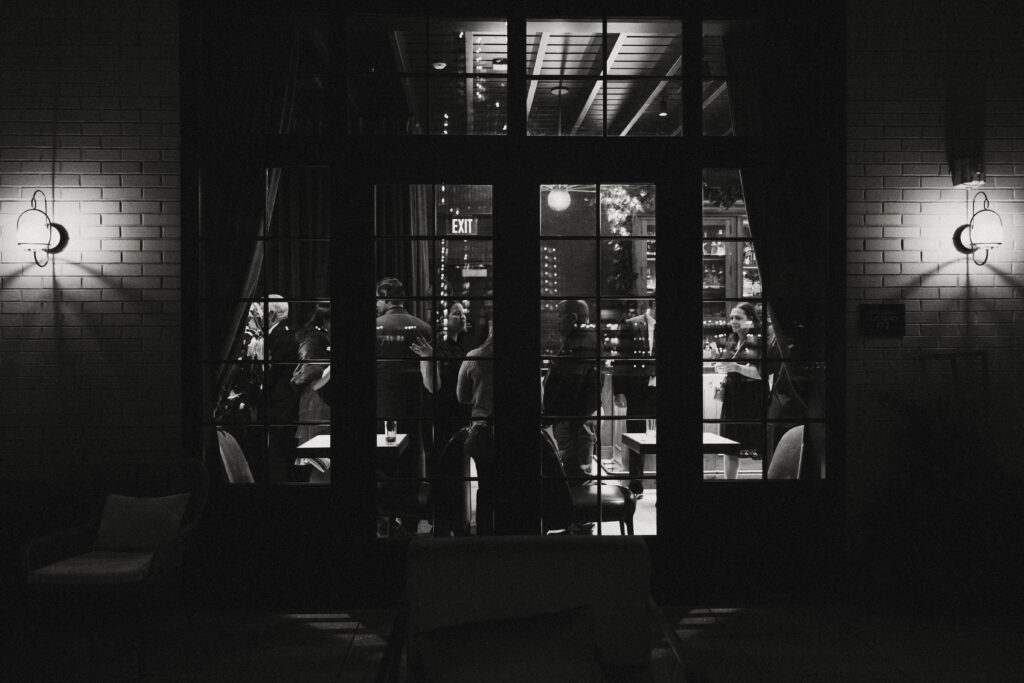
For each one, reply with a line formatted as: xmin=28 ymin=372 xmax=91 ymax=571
xmin=543 ymin=299 xmax=600 ymax=482
xmin=376 ymin=277 xmax=432 ymax=531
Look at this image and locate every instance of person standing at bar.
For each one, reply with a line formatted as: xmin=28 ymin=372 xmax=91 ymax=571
xmin=714 ymin=301 xmax=763 ymax=480
xmin=376 ymin=277 xmax=432 ymax=530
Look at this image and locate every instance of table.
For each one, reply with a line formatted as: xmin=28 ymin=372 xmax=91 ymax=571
xmin=620 ymin=431 xmax=741 ymax=458
xmin=297 ymin=433 xmax=409 ymax=454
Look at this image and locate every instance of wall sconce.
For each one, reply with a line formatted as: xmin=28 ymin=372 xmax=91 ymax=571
xmin=546 ymin=185 xmax=572 ymax=212
xmin=953 ymin=191 xmax=1003 ymax=265
xmin=16 ymin=190 xmax=69 ymax=267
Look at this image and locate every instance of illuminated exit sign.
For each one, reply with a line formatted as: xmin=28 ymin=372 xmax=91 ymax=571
xmin=449 ymin=218 xmax=478 ymax=235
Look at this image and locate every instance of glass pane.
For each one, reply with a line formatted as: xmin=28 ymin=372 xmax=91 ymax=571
xmin=527 ymin=78 xmax=603 ymax=136
xmin=599 ymin=184 xmax=655 ymax=236
xmin=430 ymin=77 xmax=507 ymax=135
xmin=435 ymin=184 xmax=493 ymax=237
xmin=376 ymin=242 xmax=434 ymax=299
xmin=540 ymin=298 xmax=598 ymax=357
xmin=606 ymin=80 xmax=680 ymax=136
xmin=540 ymin=240 xmax=597 ymax=298
xmin=269 ymin=167 xmax=330 ymax=238
xmin=600 ymin=238 xmax=650 ymax=297
xmin=200 ymin=241 xmax=264 ymax=302
xmin=211 ymin=426 xmax=265 ymax=484
xmin=263 ymin=22 xmax=329 ymax=134
xmin=264 ymin=241 xmax=329 ymax=300
xmin=526 ymin=19 xmax=603 ymax=75
xmin=429 ymin=19 xmax=508 ymax=75
xmin=346 ymin=16 xmax=425 ymax=75
xmin=347 ymin=74 xmax=426 ymax=135
xmin=540 ymin=185 xmax=597 ymax=235
xmin=376 ymin=185 xmax=433 ymax=237
xmin=435 ymin=240 xmax=493 ymax=300
xmin=703 ymin=20 xmax=745 ymax=136
xmin=606 ymin=18 xmax=682 ymax=74
xmin=209 ymin=361 xmax=264 ymax=424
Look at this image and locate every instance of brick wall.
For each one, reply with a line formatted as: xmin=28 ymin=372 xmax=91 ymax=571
xmin=0 ymin=1 xmax=181 ymax=466
xmin=846 ymin=0 xmax=1024 ymax=531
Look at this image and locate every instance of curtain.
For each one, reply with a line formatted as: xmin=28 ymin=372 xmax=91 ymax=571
xmin=723 ymin=21 xmax=830 ymax=465
xmin=211 ymin=30 xmax=304 ymax=409
xmin=724 ymin=22 xmax=829 ymax=360
xmin=374 ymin=184 xmax=433 ymax=323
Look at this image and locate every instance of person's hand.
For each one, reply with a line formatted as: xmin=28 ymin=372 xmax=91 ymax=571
xmin=614 ymin=393 xmax=627 ymax=409
xmin=410 ymin=336 xmax=433 ymax=357
xmin=247 ymin=337 xmax=264 ymax=360
xmin=714 ymin=361 xmax=735 ymax=374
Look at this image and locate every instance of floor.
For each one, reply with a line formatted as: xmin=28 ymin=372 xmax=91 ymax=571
xmin=11 ymin=603 xmax=1024 ymax=681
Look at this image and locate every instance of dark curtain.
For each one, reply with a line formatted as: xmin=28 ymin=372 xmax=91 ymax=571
xmin=210 ymin=30 xmax=306 ymax=408
xmin=723 ymin=22 xmax=830 ymax=360
xmin=375 ymin=185 xmax=432 ymax=322
xmin=723 ymin=21 xmax=831 ymax=466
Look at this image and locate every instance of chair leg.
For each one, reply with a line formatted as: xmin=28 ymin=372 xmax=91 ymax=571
xmin=625 ymin=516 xmax=634 ymax=535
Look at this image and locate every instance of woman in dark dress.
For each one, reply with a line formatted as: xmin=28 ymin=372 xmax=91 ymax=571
xmin=714 ymin=302 xmax=763 ymax=480
xmin=411 ymin=302 xmax=473 ymax=473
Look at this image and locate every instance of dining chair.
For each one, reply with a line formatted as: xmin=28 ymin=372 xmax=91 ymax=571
xmin=541 ymin=429 xmax=636 ymax=535
xmin=766 ymin=425 xmax=804 ymax=479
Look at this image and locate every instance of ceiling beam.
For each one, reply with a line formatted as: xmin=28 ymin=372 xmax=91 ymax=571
xmin=570 ymin=32 xmax=628 ymax=135
xmin=525 ymin=31 xmax=550 ymax=117
xmin=617 ymin=56 xmax=682 ymax=136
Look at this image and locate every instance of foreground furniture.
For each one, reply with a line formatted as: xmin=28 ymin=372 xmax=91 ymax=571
xmin=19 ymin=458 xmax=208 ymax=676
xmin=23 ymin=458 xmax=208 ymax=590
xmin=766 ymin=425 xmax=804 ymax=479
xmin=377 ymin=535 xmax=689 ymax=682
xmin=542 ymin=429 xmax=636 ymax=535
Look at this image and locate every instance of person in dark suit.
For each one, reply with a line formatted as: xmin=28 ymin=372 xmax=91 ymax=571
xmin=247 ymin=294 xmax=300 ymax=483
xmin=611 ymin=298 xmax=656 ymax=497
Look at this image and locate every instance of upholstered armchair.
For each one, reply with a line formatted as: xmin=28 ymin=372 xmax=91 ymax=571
xmin=22 ymin=458 xmax=208 ymax=597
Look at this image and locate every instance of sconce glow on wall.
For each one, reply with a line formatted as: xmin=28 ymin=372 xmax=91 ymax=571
xmin=16 ymin=190 xmax=69 ymax=267
xmin=953 ymin=191 xmax=1003 ymax=266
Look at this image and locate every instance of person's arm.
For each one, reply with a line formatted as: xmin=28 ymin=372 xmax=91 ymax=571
xmin=410 ymin=336 xmax=437 ymax=394
xmin=457 ymin=358 xmax=474 ymax=405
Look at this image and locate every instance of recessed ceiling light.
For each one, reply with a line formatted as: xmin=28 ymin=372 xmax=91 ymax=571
xmin=432 ymin=61 xmax=447 ymax=70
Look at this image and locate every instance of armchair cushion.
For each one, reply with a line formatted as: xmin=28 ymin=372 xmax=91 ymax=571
xmin=27 ymin=551 xmax=154 ymax=585
xmin=93 ymin=493 xmax=190 ymax=552
xmin=411 ymin=605 xmax=607 ymax=683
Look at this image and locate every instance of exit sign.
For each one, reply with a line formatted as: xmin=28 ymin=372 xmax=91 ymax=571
xmin=449 ymin=218 xmax=478 ymax=235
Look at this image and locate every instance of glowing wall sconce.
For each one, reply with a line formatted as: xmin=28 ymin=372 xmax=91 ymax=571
xmin=546 ymin=185 xmax=572 ymax=212
xmin=16 ymin=190 xmax=68 ymax=267
xmin=953 ymin=191 xmax=1003 ymax=265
